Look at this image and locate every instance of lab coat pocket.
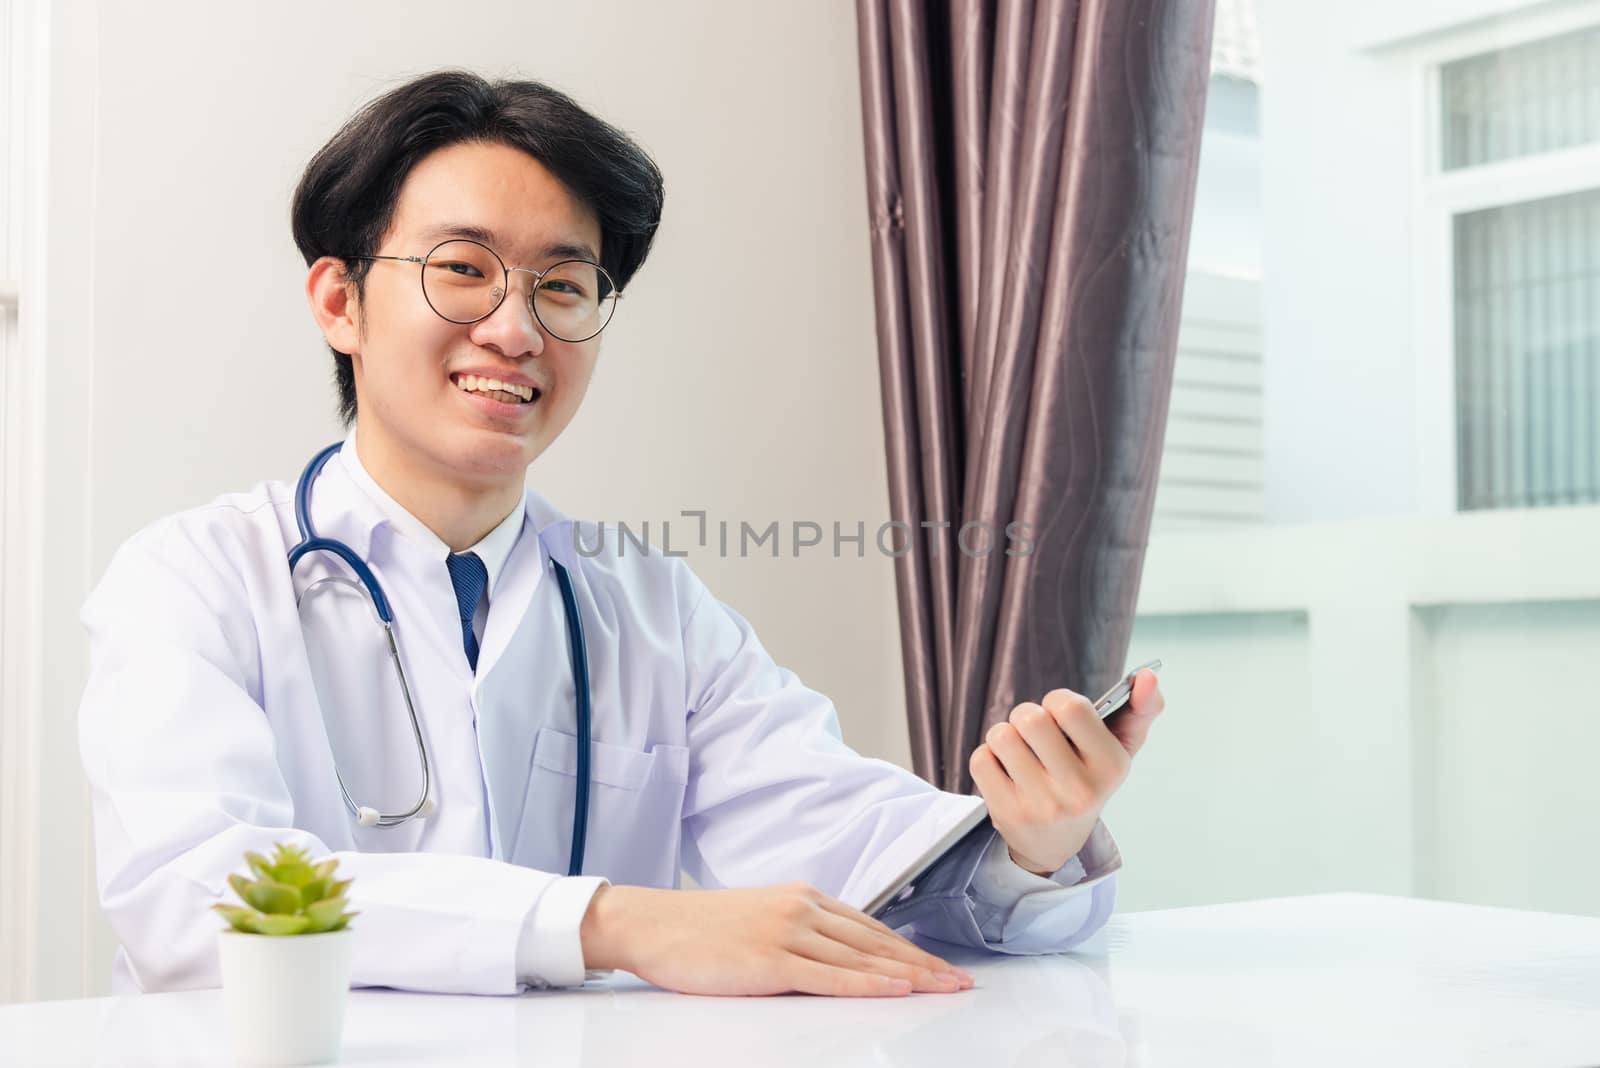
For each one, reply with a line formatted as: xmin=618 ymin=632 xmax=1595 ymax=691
xmin=514 ymin=727 xmax=689 ymax=887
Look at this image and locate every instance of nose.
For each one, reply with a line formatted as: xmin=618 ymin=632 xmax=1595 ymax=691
xmin=467 ymin=269 xmax=547 ymax=360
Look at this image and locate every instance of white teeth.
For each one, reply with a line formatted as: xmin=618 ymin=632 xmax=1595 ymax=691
xmin=454 ymin=374 xmax=536 ymax=402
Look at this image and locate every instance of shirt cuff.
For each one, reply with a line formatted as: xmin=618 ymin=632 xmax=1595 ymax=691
xmin=969 ymin=821 xmax=1123 ymax=936
xmin=515 ymin=875 xmax=612 ymax=988
xmin=973 ymin=834 xmax=1080 ymax=904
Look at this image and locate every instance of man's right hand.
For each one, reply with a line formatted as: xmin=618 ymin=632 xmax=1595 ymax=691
xmin=579 ymin=882 xmax=975 ymax=997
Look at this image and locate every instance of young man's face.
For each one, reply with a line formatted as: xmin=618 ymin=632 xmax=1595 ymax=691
xmin=347 ymin=140 xmax=606 ymax=490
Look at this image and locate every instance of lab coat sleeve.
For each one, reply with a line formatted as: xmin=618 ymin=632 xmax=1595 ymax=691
xmin=78 ymin=518 xmax=565 ymax=995
xmin=672 ymin=574 xmax=1116 ymax=955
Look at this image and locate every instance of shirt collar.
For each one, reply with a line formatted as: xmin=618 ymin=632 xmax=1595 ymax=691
xmin=463 ymin=497 xmax=524 ymax=595
xmin=336 ymin=428 xmax=525 ymax=595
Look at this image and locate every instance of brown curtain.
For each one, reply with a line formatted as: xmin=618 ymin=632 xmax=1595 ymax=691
xmin=855 ymin=0 xmax=1216 ymax=791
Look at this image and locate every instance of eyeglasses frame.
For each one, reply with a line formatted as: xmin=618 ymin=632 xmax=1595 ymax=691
xmin=347 ymin=238 xmax=623 ymax=343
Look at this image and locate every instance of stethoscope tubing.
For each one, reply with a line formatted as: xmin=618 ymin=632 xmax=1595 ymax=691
xmin=286 ymin=441 xmax=591 ymax=875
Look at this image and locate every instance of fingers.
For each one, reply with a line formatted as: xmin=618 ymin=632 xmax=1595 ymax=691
xmin=1003 ymin=700 xmax=1083 ymax=782
xmin=810 ymin=890 xmax=940 ymax=950
xmin=974 ymin=682 xmax=1152 ymax=827
xmin=1105 ymin=670 xmax=1166 ymax=756
xmin=810 ymin=902 xmax=969 ymax=982
xmin=791 ymin=928 xmax=967 ymax=993
xmin=788 ymin=888 xmax=972 ymax=996
xmin=810 ymin=893 xmax=971 ymax=983
xmin=969 ymin=742 xmax=1016 ymax=808
xmin=785 ymin=957 xmax=915 ymax=998
xmin=1041 ymin=688 xmax=1131 ymax=789
xmin=980 ymin=716 xmax=1050 ymax=796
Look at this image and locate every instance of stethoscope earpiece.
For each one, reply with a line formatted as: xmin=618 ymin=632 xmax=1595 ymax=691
xmin=418 ymin=796 xmax=438 ymax=819
xmin=356 ymin=806 xmax=382 ymax=828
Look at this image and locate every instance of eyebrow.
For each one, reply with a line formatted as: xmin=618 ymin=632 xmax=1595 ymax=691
xmin=418 ymin=223 xmax=599 ymax=265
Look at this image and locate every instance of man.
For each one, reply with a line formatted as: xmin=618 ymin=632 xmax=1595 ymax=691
xmin=79 ymin=70 xmax=1165 ymax=998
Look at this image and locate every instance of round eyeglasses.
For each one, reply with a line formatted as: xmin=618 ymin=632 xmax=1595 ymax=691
xmin=350 ymin=239 xmax=621 ymax=343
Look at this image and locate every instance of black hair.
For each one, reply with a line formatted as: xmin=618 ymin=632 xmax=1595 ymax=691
xmin=291 ymin=70 xmax=665 ymax=424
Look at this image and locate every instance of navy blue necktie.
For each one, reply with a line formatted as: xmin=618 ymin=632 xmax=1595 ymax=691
xmin=445 ymin=551 xmax=488 ymax=671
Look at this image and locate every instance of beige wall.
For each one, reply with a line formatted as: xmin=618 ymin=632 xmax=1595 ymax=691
xmin=90 ymin=0 xmax=908 ymax=761
xmin=21 ymin=0 xmax=910 ymax=1000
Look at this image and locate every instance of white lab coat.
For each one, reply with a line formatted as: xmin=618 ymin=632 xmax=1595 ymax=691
xmin=78 ymin=443 xmax=1120 ymax=995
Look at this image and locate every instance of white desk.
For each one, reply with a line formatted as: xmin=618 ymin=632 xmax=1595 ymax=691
xmin=3 ymin=894 xmax=1597 ymax=1067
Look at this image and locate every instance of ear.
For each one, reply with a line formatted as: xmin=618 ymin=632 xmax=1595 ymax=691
xmin=305 ymin=256 xmax=362 ymax=356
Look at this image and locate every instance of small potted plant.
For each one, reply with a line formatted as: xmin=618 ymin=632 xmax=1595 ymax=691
xmin=213 ymin=843 xmax=358 ymax=1066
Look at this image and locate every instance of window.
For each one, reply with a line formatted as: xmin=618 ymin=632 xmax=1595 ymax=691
xmin=1432 ymin=24 xmax=1600 ymax=510
xmin=1440 ymin=25 xmax=1600 ymax=170
xmin=1124 ymin=0 xmax=1600 ymax=926
xmin=1453 ymin=188 xmax=1600 ymax=508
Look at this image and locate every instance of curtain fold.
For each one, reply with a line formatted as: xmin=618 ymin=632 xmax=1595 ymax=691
xmin=857 ymin=0 xmax=1215 ymax=791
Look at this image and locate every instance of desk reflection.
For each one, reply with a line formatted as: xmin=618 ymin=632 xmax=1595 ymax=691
xmin=89 ymin=948 xmax=1123 ymax=1067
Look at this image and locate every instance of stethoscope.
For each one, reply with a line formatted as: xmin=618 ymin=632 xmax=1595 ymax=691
xmin=287 ymin=441 xmax=593 ymax=877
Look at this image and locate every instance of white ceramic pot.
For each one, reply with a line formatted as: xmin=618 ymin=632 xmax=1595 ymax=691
xmin=217 ymin=929 xmax=355 ymax=1066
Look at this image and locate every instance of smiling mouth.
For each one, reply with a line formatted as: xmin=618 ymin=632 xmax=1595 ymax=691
xmin=451 ymin=373 xmax=541 ymax=405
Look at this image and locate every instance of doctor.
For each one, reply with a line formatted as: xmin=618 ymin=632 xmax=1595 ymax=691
xmin=78 ymin=70 xmax=1166 ymax=999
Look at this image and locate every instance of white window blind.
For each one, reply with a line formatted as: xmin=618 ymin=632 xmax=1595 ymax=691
xmin=1454 ymin=188 xmax=1600 ymax=510
xmin=1440 ymin=25 xmax=1600 ymax=171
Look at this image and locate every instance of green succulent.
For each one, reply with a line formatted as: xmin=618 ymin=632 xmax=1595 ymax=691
xmin=212 ymin=843 xmax=357 ymax=936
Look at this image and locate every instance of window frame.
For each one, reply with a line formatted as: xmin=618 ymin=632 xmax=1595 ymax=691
xmin=1409 ymin=1 xmax=1600 ymax=513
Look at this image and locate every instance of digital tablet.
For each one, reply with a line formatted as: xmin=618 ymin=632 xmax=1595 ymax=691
xmin=863 ymin=801 xmax=992 ymax=918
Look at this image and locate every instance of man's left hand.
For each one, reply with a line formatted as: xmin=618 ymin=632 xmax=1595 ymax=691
xmin=969 ymin=669 xmax=1165 ymax=876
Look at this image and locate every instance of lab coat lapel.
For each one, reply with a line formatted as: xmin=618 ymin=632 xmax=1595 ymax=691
xmin=473 ymin=495 xmax=590 ymax=859
xmin=475 ymin=490 xmax=582 ymax=682
xmin=472 ymin=496 xmax=546 ymax=859
xmin=474 ymin=507 xmax=542 ymax=683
